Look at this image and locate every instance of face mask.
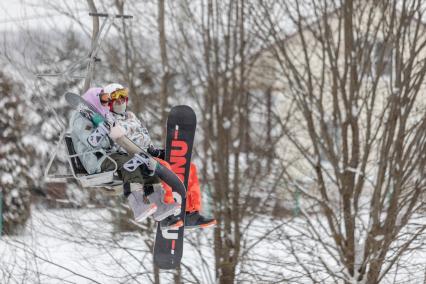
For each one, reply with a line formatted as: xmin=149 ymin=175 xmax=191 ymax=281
xmin=113 ymin=102 xmax=126 ymax=114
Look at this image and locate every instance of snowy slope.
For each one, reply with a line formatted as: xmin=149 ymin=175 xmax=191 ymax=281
xmin=1 ymin=207 xmax=425 ymax=283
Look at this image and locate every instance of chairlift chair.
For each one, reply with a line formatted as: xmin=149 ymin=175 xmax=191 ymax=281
xmin=45 ymin=132 xmax=123 ymax=191
xmin=39 ymin=12 xmax=132 ymax=192
xmin=64 ymin=134 xmax=123 ymax=188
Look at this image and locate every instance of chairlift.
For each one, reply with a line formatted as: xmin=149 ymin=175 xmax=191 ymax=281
xmin=46 ymin=133 xmax=121 ymax=187
xmin=39 ymin=12 xmax=132 ymax=190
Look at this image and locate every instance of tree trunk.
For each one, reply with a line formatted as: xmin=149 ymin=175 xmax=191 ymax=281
xmin=173 ymin=265 xmax=182 ymax=284
xmin=154 ymin=264 xmax=160 ymax=284
xmin=158 ymin=0 xmax=169 ymax=130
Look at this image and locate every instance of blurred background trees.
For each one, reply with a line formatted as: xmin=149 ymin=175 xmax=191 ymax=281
xmin=0 ymin=71 xmax=34 ymax=235
xmin=0 ymin=0 xmax=425 ymax=283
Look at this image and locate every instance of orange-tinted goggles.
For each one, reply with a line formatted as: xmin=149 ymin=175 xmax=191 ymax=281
xmin=111 ymin=88 xmax=129 ymax=100
xmin=99 ymin=92 xmax=111 ymax=105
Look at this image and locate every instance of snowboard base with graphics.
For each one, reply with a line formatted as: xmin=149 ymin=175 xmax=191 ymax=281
xmin=153 ymin=105 xmax=196 ymax=270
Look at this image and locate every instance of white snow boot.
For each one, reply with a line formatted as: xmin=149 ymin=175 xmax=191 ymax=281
xmin=127 ymin=184 xmax=157 ymax=222
xmin=147 ymin=185 xmax=180 ymax=221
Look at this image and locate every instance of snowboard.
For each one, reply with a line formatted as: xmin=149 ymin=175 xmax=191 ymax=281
xmin=64 ymin=92 xmax=186 ymax=195
xmin=153 ymin=105 xmax=196 ymax=270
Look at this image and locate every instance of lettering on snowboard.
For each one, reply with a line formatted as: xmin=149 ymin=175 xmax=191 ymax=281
xmin=161 ymin=127 xmax=188 ymax=241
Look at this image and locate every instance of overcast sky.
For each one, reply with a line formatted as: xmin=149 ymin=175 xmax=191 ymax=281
xmin=0 ymin=0 xmax=90 ymax=31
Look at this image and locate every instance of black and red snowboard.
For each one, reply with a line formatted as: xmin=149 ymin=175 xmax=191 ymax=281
xmin=153 ymin=105 xmax=196 ymax=269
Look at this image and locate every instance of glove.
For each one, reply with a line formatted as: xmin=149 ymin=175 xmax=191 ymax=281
xmin=148 ymin=145 xmax=165 ymax=159
xmin=109 ymin=124 xmax=126 ymax=140
xmin=87 ymin=122 xmax=110 ymax=147
xmin=91 ymin=113 xmax=105 ymax=127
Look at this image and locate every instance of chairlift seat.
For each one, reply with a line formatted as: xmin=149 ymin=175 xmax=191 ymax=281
xmin=65 ymin=135 xmax=87 ymax=175
xmin=64 ymin=134 xmax=122 ymax=188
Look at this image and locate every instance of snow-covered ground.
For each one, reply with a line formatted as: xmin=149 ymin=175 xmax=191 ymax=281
xmin=1 ymin=207 xmax=425 ymax=283
xmin=0 ymin=207 xmax=216 ymax=283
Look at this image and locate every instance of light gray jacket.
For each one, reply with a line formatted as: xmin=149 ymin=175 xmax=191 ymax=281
xmin=69 ymin=111 xmax=112 ymax=174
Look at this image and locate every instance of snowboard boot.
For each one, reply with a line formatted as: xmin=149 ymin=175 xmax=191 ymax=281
xmin=147 ymin=186 xmax=181 ymax=222
xmin=127 ymin=190 xmax=157 ymax=222
xmin=159 ymin=215 xmax=184 ymax=230
xmin=184 ymin=211 xmax=217 ymax=230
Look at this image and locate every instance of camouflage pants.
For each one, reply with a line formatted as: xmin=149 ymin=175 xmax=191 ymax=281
xmin=101 ymin=152 xmax=160 ymax=186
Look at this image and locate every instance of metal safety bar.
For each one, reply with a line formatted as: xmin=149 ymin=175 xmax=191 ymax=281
xmin=45 ymin=132 xmax=123 ymax=188
xmin=89 ymin=12 xmax=133 ymax=19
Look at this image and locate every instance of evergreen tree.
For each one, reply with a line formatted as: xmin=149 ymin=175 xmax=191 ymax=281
xmin=0 ymin=71 xmax=34 ymax=235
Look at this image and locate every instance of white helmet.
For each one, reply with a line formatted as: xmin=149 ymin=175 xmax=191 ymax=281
xmin=103 ymin=83 xmax=125 ymax=95
xmin=104 ymin=83 xmax=128 ymax=114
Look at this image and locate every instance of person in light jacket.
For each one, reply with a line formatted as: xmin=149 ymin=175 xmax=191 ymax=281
xmin=69 ymin=87 xmax=182 ymax=229
xmin=103 ymin=83 xmax=217 ymax=230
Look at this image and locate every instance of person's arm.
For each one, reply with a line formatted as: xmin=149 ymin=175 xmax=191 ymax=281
xmin=70 ymin=113 xmax=107 ymax=174
xmin=121 ymin=111 xmax=154 ymax=150
xmin=130 ymin=112 xmax=166 ymax=159
xmin=71 ymin=113 xmax=99 ymax=148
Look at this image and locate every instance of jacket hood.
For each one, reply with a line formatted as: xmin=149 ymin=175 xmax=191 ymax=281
xmin=82 ymin=87 xmax=110 ymax=118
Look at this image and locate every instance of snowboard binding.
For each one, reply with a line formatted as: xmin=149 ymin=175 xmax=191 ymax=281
xmin=123 ymin=153 xmax=157 ymax=176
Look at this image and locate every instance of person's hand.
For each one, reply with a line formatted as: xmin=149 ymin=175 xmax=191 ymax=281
xmin=109 ymin=124 xmax=126 ymax=140
xmin=91 ymin=113 xmax=105 ymax=127
xmin=148 ymin=145 xmax=165 ymax=159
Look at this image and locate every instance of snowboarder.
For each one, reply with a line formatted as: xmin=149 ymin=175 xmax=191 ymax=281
xmin=69 ymin=87 xmax=182 ymax=229
xmin=103 ymin=83 xmax=217 ymax=230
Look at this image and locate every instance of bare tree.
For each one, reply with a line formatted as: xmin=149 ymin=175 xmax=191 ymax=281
xmin=158 ymin=0 xmax=170 ymax=129
xmin=165 ymin=0 xmax=289 ymax=282
xmin=254 ymin=0 xmax=426 ymax=282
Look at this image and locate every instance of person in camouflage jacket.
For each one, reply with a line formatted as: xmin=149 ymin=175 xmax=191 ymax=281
xmin=104 ymin=83 xmax=216 ymax=230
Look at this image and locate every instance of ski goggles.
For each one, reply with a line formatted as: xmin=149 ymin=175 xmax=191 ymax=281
xmin=110 ymin=88 xmax=129 ymax=101
xmin=99 ymin=92 xmax=112 ymax=105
